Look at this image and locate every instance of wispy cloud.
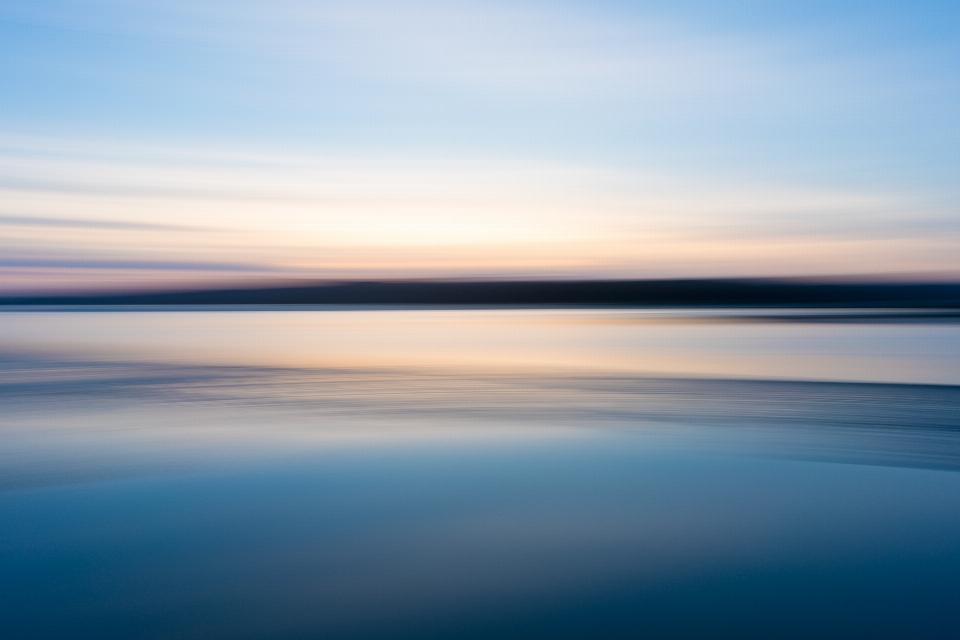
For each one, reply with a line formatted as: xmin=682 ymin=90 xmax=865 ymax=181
xmin=0 ymin=257 xmax=274 ymax=272
xmin=0 ymin=215 xmax=207 ymax=232
xmin=1 ymin=132 xmax=955 ymax=288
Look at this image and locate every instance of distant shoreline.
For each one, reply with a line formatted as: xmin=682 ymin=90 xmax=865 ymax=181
xmin=4 ymin=279 xmax=960 ymax=309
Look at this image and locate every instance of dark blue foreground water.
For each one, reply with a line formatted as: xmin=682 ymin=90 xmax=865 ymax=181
xmin=2 ymin=309 xmax=960 ymax=638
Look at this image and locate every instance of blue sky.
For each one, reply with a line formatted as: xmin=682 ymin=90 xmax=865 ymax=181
xmin=2 ymin=1 xmax=959 ymax=290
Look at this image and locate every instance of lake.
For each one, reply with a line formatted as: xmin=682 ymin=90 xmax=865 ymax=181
xmin=2 ymin=308 xmax=960 ymax=638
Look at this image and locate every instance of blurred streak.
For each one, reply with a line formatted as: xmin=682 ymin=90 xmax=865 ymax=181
xmin=0 ymin=257 xmax=277 ymax=272
xmin=2 ymin=308 xmax=960 ymax=490
xmin=0 ymin=214 xmax=204 ymax=231
xmin=2 ymin=133 xmax=959 ymax=291
xmin=3 ymin=308 xmax=960 ymax=384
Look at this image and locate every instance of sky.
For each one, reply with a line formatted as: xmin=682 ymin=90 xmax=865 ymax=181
xmin=2 ymin=0 xmax=959 ymax=291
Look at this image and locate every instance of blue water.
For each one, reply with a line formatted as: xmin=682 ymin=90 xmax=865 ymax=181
xmin=2 ymin=309 xmax=960 ymax=638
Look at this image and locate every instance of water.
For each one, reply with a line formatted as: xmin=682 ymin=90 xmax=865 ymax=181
xmin=2 ymin=308 xmax=960 ymax=638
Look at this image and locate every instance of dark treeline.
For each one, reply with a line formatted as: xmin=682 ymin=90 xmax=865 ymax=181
xmin=4 ymin=279 xmax=960 ymax=308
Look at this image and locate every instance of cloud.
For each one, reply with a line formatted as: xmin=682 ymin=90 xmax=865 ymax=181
xmin=0 ymin=215 xmax=204 ymax=232
xmin=0 ymin=257 xmax=274 ymax=272
xmin=2 ymin=132 xmax=956 ymax=288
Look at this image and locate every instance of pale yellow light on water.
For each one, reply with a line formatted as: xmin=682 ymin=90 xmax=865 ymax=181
xmin=3 ymin=308 xmax=959 ymax=385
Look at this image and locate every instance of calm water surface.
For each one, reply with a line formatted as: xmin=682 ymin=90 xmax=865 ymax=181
xmin=2 ymin=308 xmax=960 ymax=638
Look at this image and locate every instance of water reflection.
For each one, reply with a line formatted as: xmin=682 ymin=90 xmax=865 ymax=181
xmin=2 ymin=309 xmax=960 ymax=638
xmin=3 ymin=353 xmax=960 ymax=488
xmin=4 ymin=307 xmax=960 ymax=383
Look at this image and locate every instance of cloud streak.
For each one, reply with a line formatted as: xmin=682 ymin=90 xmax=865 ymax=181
xmin=0 ymin=214 xmax=205 ymax=232
xmin=0 ymin=257 xmax=275 ymax=272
